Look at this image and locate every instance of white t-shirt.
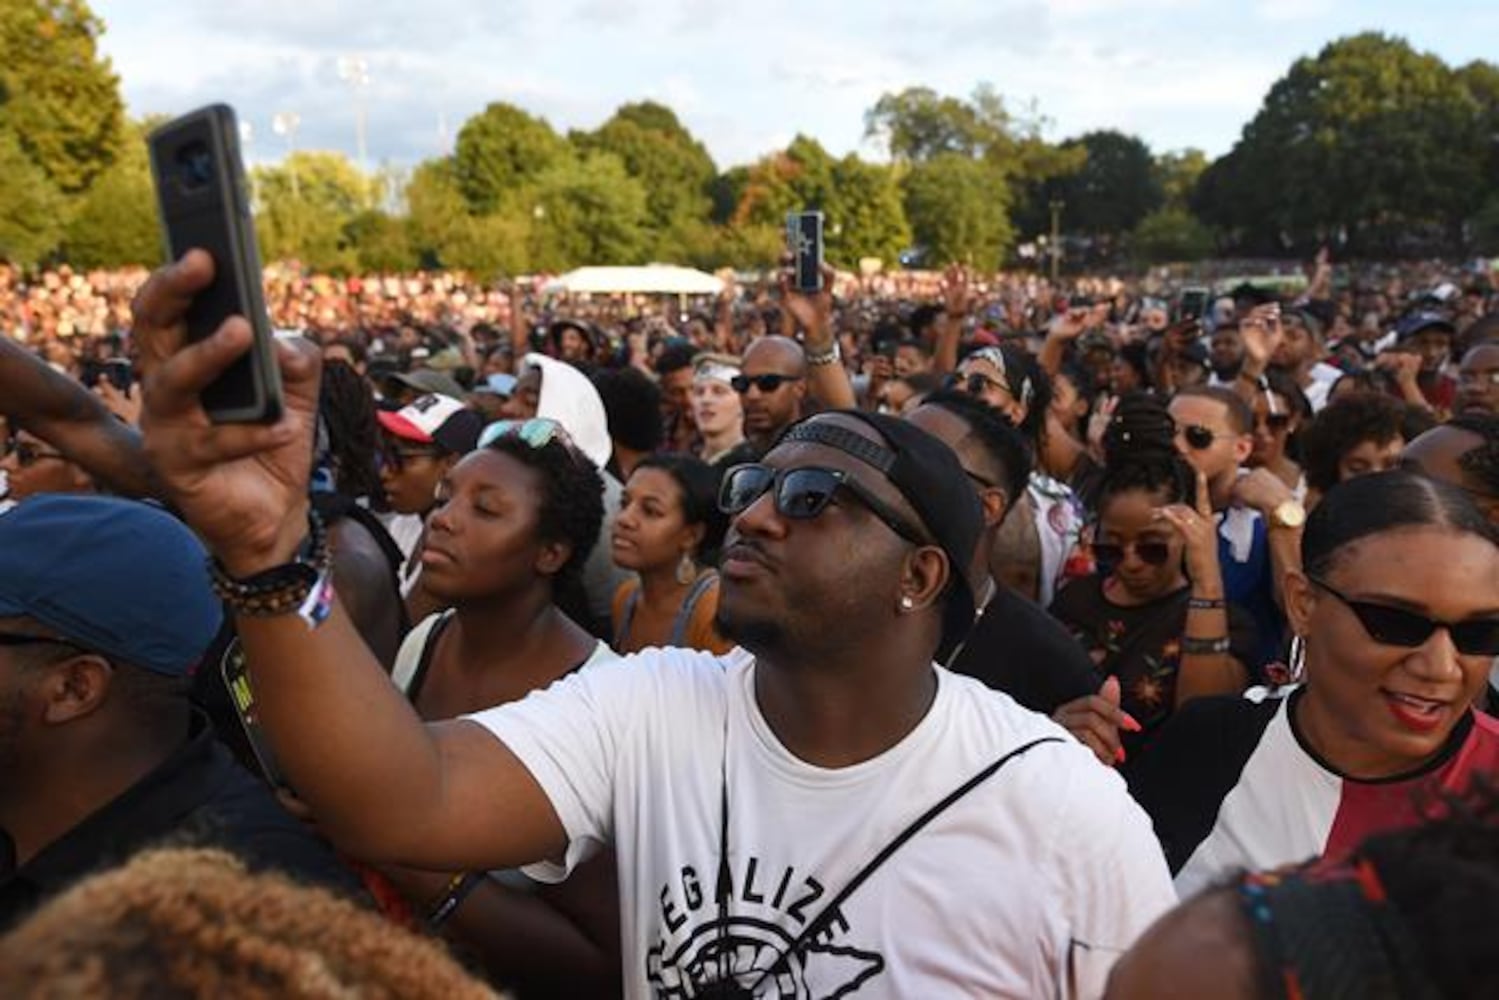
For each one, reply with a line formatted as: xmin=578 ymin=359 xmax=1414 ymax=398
xmin=467 ymin=648 xmax=1175 ymax=998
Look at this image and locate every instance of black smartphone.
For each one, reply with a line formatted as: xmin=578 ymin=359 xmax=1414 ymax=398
xmin=149 ymin=104 xmax=282 ymax=423
xmin=1178 ymin=287 xmax=1210 ymax=323
xmin=786 ymin=210 xmax=824 ymax=293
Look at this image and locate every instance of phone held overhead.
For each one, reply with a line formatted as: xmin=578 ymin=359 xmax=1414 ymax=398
xmin=149 ymin=104 xmax=283 ymax=424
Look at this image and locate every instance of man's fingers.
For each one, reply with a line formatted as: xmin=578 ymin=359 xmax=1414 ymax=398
xmin=146 ymin=317 xmax=255 ymax=417
xmin=131 ymin=250 xmax=218 ymax=364
xmin=183 ymin=420 xmax=299 ymax=466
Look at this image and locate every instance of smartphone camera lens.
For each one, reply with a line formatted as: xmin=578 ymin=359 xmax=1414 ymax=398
xmin=176 ymin=141 xmax=215 ymax=189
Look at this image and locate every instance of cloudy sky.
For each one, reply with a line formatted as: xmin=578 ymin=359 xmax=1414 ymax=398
xmin=93 ymin=0 xmax=1495 ymax=171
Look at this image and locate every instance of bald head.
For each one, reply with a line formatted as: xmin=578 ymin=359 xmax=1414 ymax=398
xmin=741 ymin=337 xmax=808 ymax=446
xmin=743 ymin=336 xmax=807 ymax=377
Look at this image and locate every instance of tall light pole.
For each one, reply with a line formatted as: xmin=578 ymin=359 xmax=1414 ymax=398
xmin=338 ymin=55 xmax=371 ymax=171
xmin=1048 ymin=198 xmax=1064 ymax=282
xmin=271 ymin=111 xmax=301 ymax=198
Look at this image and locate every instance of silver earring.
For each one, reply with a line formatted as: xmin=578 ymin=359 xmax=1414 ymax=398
xmin=1288 ymin=635 xmax=1306 ymax=685
xmin=676 ymin=551 xmax=696 ymax=586
xmin=899 ymin=595 xmax=915 ymax=611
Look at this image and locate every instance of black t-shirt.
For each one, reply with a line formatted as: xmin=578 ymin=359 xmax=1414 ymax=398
xmin=1049 ymin=577 xmax=1259 ymax=755
xmin=0 ymin=712 xmax=362 ymax=930
xmin=947 ymin=585 xmax=1101 ymax=716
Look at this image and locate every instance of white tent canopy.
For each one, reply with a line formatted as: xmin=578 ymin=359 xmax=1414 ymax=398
xmin=544 ymin=265 xmax=724 ymax=296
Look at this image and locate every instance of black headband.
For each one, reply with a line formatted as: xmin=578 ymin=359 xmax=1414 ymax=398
xmin=779 ymin=422 xmax=898 ymax=475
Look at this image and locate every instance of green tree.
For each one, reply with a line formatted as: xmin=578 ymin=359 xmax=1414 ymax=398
xmin=576 ymin=101 xmax=716 ymax=255
xmin=824 ymin=155 xmax=910 ymax=269
xmin=1131 ymin=207 xmax=1214 ymax=264
xmin=528 ymin=153 xmax=649 ymax=270
xmin=0 ymin=129 xmax=65 ymax=266
xmin=453 ymin=103 xmax=568 ymax=216
xmin=253 ymin=151 xmax=373 ymax=271
xmin=864 ymin=86 xmax=1004 ymax=162
xmin=1153 ymin=148 xmax=1209 ymax=210
xmin=61 ymin=118 xmax=160 ymax=268
xmin=0 ymin=0 xmax=124 ymax=194
xmin=901 ymin=155 xmax=1012 ymax=268
xmin=343 ymin=210 xmax=417 ymax=273
xmin=1047 ymin=131 xmax=1162 ymax=237
xmin=1196 ymin=33 xmax=1486 ymax=255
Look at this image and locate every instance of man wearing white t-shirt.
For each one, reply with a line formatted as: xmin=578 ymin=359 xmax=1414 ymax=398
xmin=132 ymin=251 xmax=1174 ymax=999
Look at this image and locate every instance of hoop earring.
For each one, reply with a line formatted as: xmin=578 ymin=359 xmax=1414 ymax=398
xmin=676 ymin=551 xmax=697 ymax=586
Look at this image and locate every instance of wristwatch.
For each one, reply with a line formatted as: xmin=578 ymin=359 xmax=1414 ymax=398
xmin=1267 ymin=499 xmax=1307 ymax=530
xmin=806 ymin=341 xmax=841 ymax=367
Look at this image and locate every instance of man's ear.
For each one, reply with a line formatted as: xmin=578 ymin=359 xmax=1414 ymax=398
xmin=1233 ymin=433 xmax=1254 ymax=467
xmin=979 ymin=487 xmax=1009 ymax=530
xmin=38 ymin=655 xmax=114 ymax=725
xmin=901 ymin=546 xmax=950 ymax=614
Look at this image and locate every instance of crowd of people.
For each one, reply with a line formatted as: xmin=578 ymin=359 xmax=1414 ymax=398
xmin=1 ymin=242 xmax=1497 ymax=999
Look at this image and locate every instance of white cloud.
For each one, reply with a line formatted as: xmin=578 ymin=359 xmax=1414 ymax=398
xmin=91 ymin=0 xmax=1475 ymax=171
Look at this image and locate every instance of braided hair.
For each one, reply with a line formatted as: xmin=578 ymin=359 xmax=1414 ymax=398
xmin=318 ymin=360 xmax=383 ymax=504
xmin=1449 ymin=411 xmax=1499 ymax=498
xmin=0 ymin=848 xmax=491 ymax=999
xmin=1092 ymin=391 xmax=1196 ymax=511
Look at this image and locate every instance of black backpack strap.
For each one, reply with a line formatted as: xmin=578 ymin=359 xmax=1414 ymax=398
xmin=746 ymin=735 xmax=1064 ymax=994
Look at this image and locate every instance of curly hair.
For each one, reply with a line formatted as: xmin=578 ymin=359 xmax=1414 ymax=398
xmin=318 ymin=360 xmax=383 ymax=504
xmin=484 ymin=434 xmax=604 ymax=586
xmin=592 ymin=367 xmax=664 ymax=454
xmin=1093 ymin=391 xmax=1196 ymax=510
xmin=0 ymin=848 xmax=496 ymax=1000
xmin=1299 ymin=391 xmax=1408 ymax=493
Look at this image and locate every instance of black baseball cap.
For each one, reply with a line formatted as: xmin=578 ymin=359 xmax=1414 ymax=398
xmin=774 ymin=411 xmax=983 ymax=661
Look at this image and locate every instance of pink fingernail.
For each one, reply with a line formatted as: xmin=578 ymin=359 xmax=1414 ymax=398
xmin=1114 ymin=747 xmax=1127 ymax=765
xmin=1121 ymin=713 xmax=1143 ymax=734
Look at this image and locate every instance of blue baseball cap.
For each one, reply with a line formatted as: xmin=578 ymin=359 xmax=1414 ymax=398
xmin=0 ymin=496 xmax=222 ymax=676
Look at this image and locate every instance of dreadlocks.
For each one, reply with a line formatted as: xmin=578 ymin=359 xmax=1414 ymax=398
xmin=319 ymin=360 xmax=383 ymax=504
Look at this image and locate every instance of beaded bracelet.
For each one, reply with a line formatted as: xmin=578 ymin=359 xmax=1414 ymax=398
xmin=208 ymin=510 xmax=333 ymax=625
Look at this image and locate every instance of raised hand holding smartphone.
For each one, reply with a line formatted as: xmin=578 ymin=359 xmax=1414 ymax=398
xmin=148 ymin=104 xmax=282 ymax=424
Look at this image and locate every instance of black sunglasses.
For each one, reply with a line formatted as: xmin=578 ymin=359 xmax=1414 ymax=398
xmin=719 ymin=464 xmax=927 ymax=545
xmin=1258 ymin=413 xmax=1293 ymax=432
xmin=1180 ymin=424 xmax=1222 ymax=450
xmin=960 ymin=372 xmax=1014 ymax=398
xmin=1309 ymin=575 xmax=1499 ymax=657
xmin=1092 ymin=540 xmax=1173 ymax=569
xmin=2 ymin=441 xmax=67 ymax=467
xmin=731 ymin=374 xmax=802 ymax=394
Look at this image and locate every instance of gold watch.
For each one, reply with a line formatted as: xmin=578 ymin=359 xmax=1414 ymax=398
xmin=1268 ymin=499 xmax=1306 ymax=530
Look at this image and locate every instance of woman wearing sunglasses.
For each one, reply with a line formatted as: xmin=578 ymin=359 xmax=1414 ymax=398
xmin=1127 ymin=470 xmax=1499 ymax=898
xmin=611 ymin=453 xmax=733 ymax=655
xmin=385 ymin=417 xmax=622 ymax=995
xmin=1245 ymin=369 xmax=1309 ymax=501
xmin=0 ymin=429 xmax=95 ymax=502
xmin=1050 ymin=394 xmax=1258 ymax=765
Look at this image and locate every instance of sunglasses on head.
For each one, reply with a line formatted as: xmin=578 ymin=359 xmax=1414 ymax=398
xmin=731 ymin=374 xmax=802 ymax=394
xmin=1309 ymin=575 xmax=1499 ymax=657
xmin=1092 ymin=540 xmax=1173 ymax=569
xmin=719 ymin=463 xmax=927 ymax=545
xmin=479 ymin=417 xmax=567 ymax=451
xmin=1180 ymin=424 xmax=1224 ymax=450
xmin=2 ymin=440 xmax=66 ymax=467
